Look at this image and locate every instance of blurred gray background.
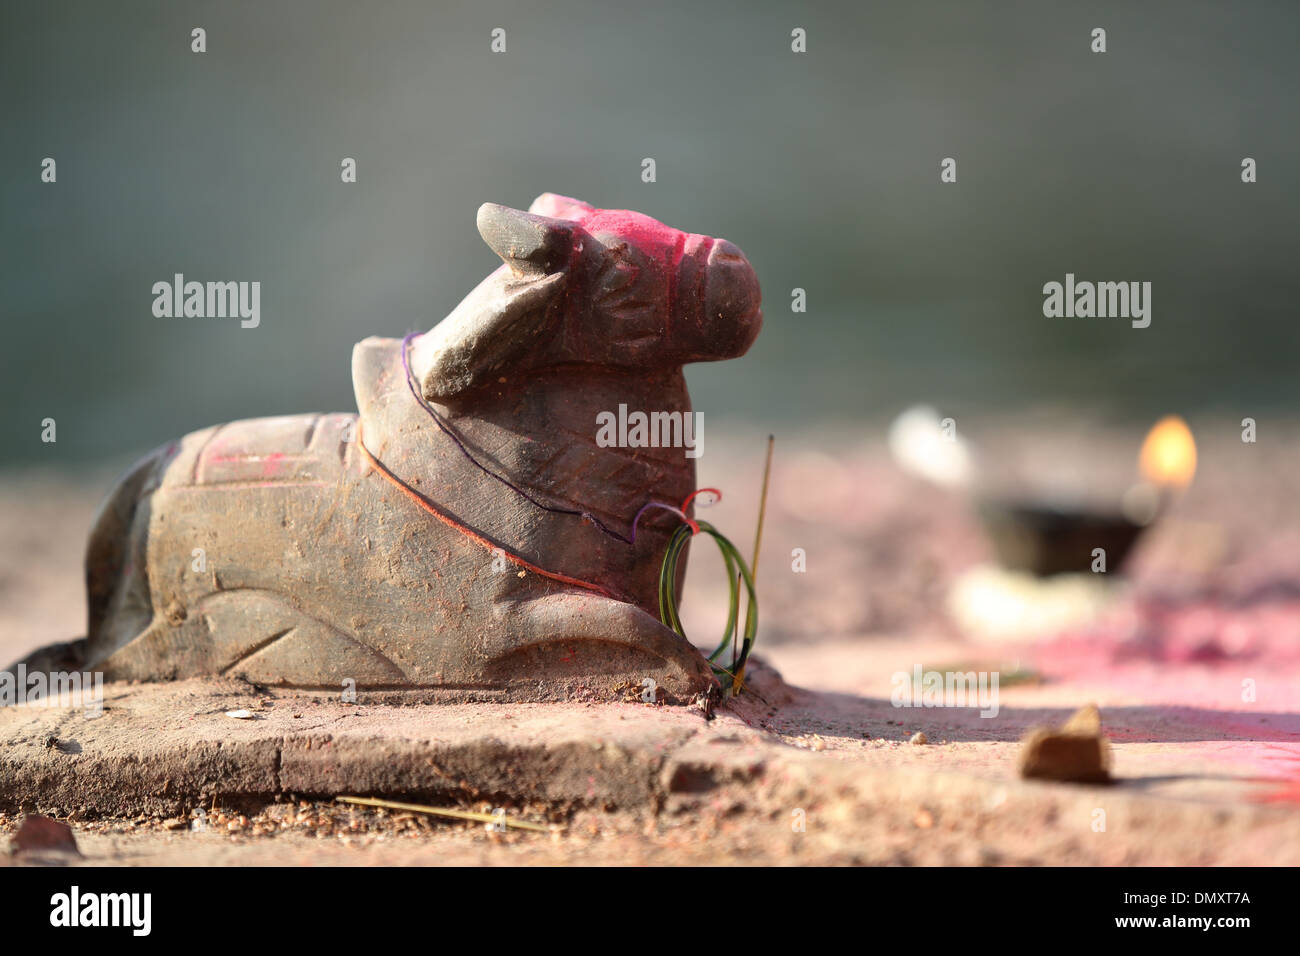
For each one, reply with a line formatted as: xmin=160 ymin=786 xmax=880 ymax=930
xmin=3 ymin=0 xmax=1298 ymax=467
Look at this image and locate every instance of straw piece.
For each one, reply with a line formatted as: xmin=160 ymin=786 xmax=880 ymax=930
xmin=335 ymin=795 xmax=554 ymax=832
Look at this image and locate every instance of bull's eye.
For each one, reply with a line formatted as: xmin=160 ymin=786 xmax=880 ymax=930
xmin=605 ymin=260 xmax=637 ymax=292
xmin=595 ymin=258 xmax=646 ymax=311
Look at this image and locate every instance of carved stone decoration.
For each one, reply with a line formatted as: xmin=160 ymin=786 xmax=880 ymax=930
xmin=12 ymin=194 xmax=762 ymax=703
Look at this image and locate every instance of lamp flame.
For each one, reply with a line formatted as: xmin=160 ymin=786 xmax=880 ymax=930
xmin=1139 ymin=415 xmax=1197 ymax=490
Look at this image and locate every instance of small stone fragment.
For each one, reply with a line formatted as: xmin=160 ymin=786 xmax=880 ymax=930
xmin=225 ymin=709 xmax=254 ymax=719
xmin=11 ymin=814 xmax=81 ymax=856
xmin=1061 ymin=703 xmax=1102 ymax=735
xmin=1019 ymin=704 xmax=1111 ymax=783
xmin=909 ymin=731 xmax=927 ymax=745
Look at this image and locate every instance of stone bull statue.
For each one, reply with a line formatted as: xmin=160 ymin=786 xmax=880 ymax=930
xmin=13 ymin=194 xmax=762 ymax=702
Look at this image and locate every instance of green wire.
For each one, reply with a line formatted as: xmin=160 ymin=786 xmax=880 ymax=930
xmin=658 ymin=521 xmax=759 ymax=694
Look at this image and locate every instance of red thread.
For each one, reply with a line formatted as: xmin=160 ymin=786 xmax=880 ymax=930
xmin=680 ymin=487 xmax=721 ymax=533
xmin=356 ymin=423 xmax=616 ymax=599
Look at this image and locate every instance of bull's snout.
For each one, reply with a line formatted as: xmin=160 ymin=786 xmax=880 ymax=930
xmin=696 ymin=239 xmax=762 ymax=360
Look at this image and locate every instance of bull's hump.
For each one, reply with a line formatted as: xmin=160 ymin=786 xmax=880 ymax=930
xmin=178 ymin=413 xmax=356 ymax=487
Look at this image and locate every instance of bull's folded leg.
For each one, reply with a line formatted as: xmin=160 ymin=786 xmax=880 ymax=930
xmin=480 ymin=592 xmax=718 ymax=702
xmin=95 ymin=590 xmax=412 ymax=687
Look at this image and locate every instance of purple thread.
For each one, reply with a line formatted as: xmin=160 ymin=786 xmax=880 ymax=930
xmin=397 ymin=332 xmax=690 ymax=546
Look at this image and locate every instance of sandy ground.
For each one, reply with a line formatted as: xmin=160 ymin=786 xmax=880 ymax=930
xmin=3 ymin=420 xmax=1299 ymax=865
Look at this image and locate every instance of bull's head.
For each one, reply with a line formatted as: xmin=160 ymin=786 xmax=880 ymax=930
xmin=411 ymin=193 xmax=762 ymax=402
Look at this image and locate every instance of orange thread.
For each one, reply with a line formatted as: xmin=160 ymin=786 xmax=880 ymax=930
xmin=355 ymin=423 xmax=616 ymax=599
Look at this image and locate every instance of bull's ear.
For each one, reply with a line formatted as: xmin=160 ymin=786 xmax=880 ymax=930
xmin=409 ymin=204 xmax=577 ymax=402
xmin=528 ymin=192 xmax=595 ymax=222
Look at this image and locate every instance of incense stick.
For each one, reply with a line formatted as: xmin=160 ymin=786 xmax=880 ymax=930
xmin=732 ymin=435 xmax=774 ymax=687
xmin=750 ymin=435 xmax=775 ymax=579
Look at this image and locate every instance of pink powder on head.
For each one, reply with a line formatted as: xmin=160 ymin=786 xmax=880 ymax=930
xmin=575 ymin=207 xmax=715 ymax=320
xmin=577 ymin=209 xmax=697 ymax=272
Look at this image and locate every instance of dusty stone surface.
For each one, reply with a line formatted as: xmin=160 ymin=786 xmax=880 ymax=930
xmin=4 ymin=423 xmax=1300 ymax=865
xmin=0 ymin=677 xmax=704 ymax=817
xmin=2 ymin=660 xmax=1298 ymax=866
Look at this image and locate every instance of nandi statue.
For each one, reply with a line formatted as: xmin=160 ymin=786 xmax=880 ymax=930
xmin=13 ymin=193 xmax=762 ymax=703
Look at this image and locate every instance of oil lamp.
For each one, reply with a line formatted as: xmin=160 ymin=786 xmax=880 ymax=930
xmin=978 ymin=415 xmax=1197 ymax=577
